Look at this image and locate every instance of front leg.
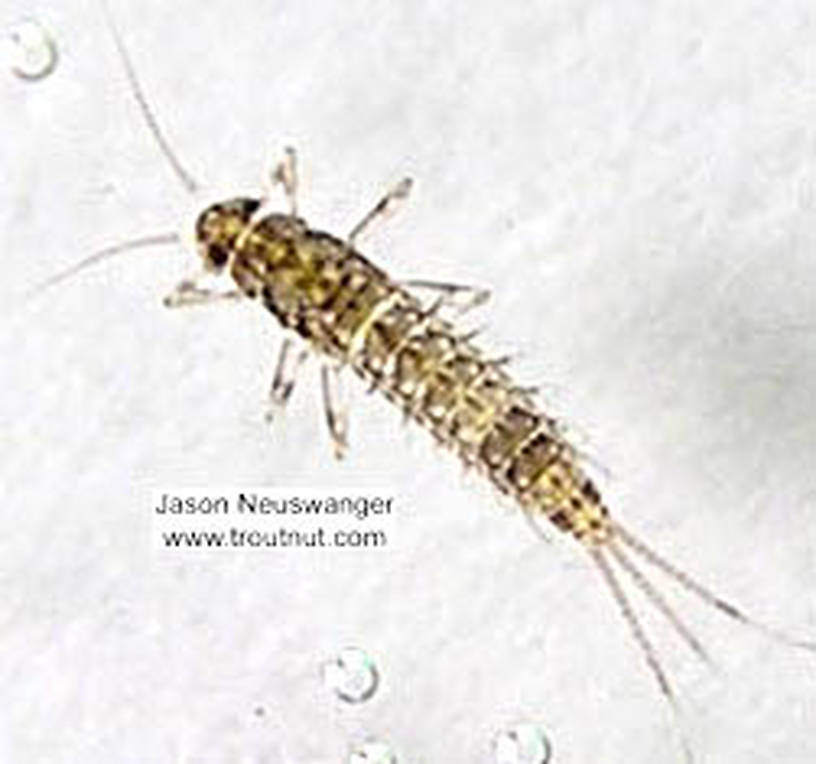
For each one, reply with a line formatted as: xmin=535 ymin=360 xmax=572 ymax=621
xmin=268 ymin=146 xmax=299 ymax=216
xmin=348 ymin=177 xmax=413 ymax=246
xmin=163 ymin=275 xmax=243 ymax=308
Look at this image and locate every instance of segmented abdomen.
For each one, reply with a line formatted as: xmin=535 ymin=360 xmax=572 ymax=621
xmin=231 ymin=216 xmax=610 ymax=543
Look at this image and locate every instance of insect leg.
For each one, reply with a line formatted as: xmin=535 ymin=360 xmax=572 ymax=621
xmin=348 ymin=177 xmax=413 ymax=246
xmin=269 ymin=146 xmax=299 ymax=216
xmin=320 ymin=363 xmax=349 ymax=460
xmin=163 ymin=277 xmax=243 ymax=308
xmin=265 ymin=338 xmax=309 ymax=424
xmin=401 ymin=279 xmax=491 ymax=315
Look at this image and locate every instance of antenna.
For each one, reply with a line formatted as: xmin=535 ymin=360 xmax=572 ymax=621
xmin=25 ymin=232 xmax=182 ymax=298
xmin=99 ymin=0 xmax=201 ymax=194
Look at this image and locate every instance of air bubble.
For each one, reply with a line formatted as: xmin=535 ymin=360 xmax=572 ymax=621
xmin=321 ymin=646 xmax=380 ymax=703
xmin=348 ymin=739 xmax=397 ymax=764
xmin=4 ymin=20 xmax=58 ymax=80
xmin=493 ymin=723 xmax=552 ymax=764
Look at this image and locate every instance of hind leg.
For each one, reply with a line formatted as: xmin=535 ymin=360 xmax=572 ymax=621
xmin=401 ymin=279 xmax=491 ymax=314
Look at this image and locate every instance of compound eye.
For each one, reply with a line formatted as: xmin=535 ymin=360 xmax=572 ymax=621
xmin=206 ymin=242 xmax=230 ymax=269
xmin=239 ymin=198 xmax=262 ymax=218
xmin=221 ymin=197 xmax=262 ymax=221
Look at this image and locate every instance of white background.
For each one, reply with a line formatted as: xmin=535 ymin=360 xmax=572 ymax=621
xmin=2 ymin=0 xmax=815 ymax=762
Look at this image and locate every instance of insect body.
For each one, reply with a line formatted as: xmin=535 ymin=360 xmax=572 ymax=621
xmin=44 ymin=5 xmax=816 ymax=762
xmin=196 ymin=192 xmax=609 ymax=545
xmin=186 ymin=163 xmax=816 ymax=757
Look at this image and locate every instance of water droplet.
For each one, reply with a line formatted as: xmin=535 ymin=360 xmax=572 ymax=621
xmin=348 ymin=739 xmax=397 ymax=764
xmin=493 ymin=723 xmax=552 ymax=764
xmin=321 ymin=646 xmax=380 ymax=703
xmin=4 ymin=20 xmax=58 ymax=80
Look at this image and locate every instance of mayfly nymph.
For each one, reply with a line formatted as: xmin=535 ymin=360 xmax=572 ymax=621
xmin=39 ymin=4 xmax=816 ymax=761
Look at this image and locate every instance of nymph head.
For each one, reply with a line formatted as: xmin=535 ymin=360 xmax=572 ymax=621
xmin=194 ymin=197 xmax=262 ymax=272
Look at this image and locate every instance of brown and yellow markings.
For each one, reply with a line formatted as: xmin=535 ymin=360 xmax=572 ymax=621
xmin=34 ymin=5 xmax=816 ymax=763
